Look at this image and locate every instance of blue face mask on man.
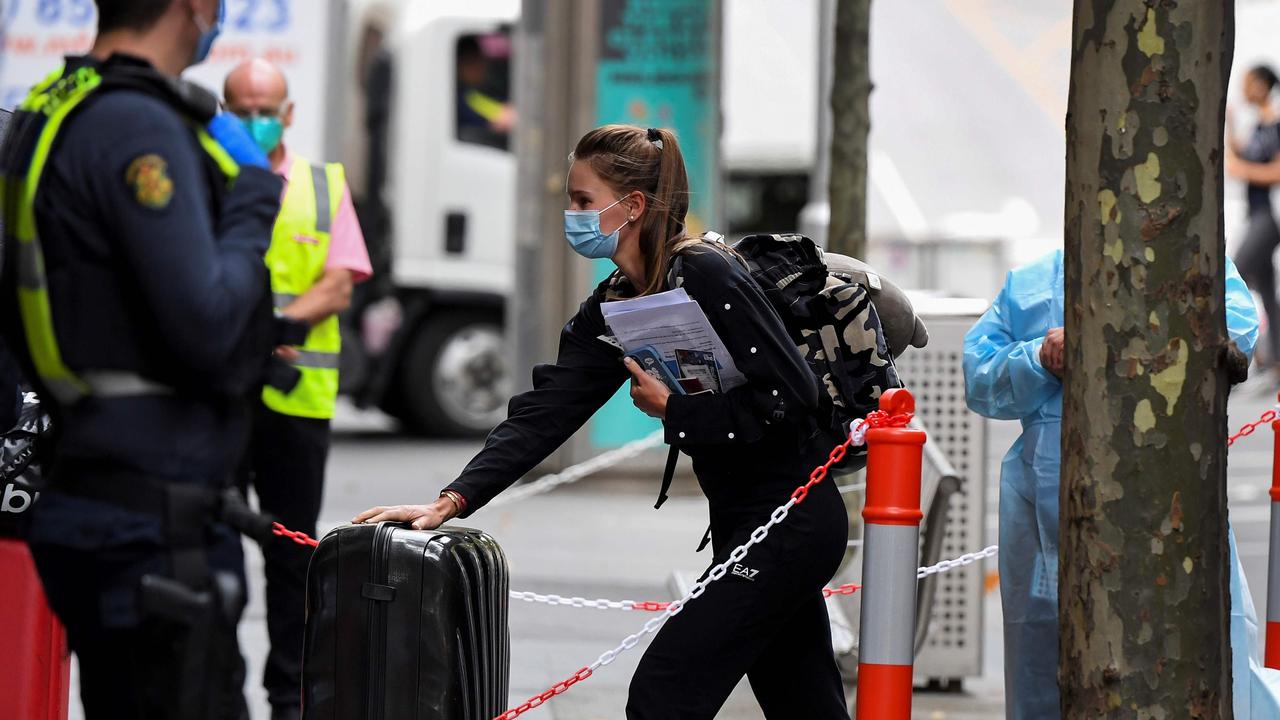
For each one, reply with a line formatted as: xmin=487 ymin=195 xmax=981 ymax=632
xmin=192 ymin=0 xmax=226 ymax=66
xmin=564 ymin=197 xmax=630 ymax=260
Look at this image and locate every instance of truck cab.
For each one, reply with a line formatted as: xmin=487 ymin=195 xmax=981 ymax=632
xmin=347 ymin=0 xmax=519 ymax=435
xmin=346 ymin=0 xmax=825 ymax=436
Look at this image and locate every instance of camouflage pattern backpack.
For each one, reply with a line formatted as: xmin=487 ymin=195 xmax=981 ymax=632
xmin=669 ymin=232 xmax=922 ymax=444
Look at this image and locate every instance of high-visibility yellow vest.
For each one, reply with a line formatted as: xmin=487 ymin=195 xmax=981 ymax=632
xmin=3 ymin=64 xmax=239 ymax=406
xmin=260 ymin=157 xmax=345 ymax=420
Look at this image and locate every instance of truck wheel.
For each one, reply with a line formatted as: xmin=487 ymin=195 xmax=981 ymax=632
xmin=399 ymin=313 xmax=509 ymax=437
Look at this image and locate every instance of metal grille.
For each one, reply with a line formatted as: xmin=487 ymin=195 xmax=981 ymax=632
xmin=894 ymin=311 xmax=988 ymax=680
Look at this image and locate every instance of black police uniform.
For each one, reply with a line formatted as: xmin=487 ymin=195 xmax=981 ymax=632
xmin=444 ymin=245 xmax=851 ymax=719
xmin=0 ymin=111 xmax=20 ymax=434
xmin=0 ymin=54 xmax=283 ymax=719
xmin=0 ymin=343 xmax=21 ymax=433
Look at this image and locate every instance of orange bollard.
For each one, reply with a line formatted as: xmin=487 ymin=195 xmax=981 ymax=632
xmin=856 ymin=388 xmax=925 ymax=720
xmin=0 ymin=538 xmax=70 ymax=720
xmin=1267 ymin=417 xmax=1280 ymax=670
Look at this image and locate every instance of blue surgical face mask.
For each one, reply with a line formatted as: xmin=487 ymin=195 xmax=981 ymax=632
xmin=564 ymin=197 xmax=629 ymax=260
xmin=241 ymin=115 xmax=285 ymax=155
xmin=191 ymin=0 xmax=226 ymax=66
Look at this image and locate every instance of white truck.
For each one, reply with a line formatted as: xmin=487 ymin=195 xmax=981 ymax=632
xmin=351 ymin=0 xmax=823 ymax=436
xmin=0 ymin=0 xmax=821 ymax=436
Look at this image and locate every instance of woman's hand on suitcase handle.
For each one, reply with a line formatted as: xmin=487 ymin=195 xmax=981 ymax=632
xmin=352 ymin=498 xmax=456 ymax=530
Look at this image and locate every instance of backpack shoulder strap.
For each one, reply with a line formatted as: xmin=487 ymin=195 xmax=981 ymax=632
xmin=665 ymin=231 xmax=743 ymax=290
xmin=655 ymin=445 xmax=679 ymax=509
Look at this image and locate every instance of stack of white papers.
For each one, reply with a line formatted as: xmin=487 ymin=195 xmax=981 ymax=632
xmin=600 ymin=288 xmax=746 ymax=392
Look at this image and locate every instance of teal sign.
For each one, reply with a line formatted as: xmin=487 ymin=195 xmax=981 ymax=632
xmin=588 ymin=0 xmax=720 ymax=448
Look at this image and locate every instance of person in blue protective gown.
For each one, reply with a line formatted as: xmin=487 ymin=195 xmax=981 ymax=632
xmin=963 ymin=248 xmax=1280 ymax=719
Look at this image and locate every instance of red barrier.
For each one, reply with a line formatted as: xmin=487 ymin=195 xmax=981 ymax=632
xmin=1267 ymin=418 xmax=1280 ymax=670
xmin=855 ymin=388 xmax=925 ymax=720
xmin=0 ymin=539 xmax=70 ymax=720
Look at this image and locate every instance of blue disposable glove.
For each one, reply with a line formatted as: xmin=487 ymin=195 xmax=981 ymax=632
xmin=206 ymin=112 xmax=270 ymax=169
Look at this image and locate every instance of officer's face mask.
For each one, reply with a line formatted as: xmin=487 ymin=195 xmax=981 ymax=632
xmin=191 ymin=0 xmax=226 ymax=66
xmin=240 ymin=115 xmax=285 ymax=155
xmin=564 ymin=197 xmax=630 ymax=260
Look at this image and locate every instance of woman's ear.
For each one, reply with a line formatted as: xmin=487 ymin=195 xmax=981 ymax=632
xmin=626 ymin=190 xmax=647 ymax=222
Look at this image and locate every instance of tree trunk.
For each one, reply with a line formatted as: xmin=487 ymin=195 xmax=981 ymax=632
xmin=827 ymin=0 xmax=870 ymax=259
xmin=1060 ymin=1 xmax=1234 ymax=717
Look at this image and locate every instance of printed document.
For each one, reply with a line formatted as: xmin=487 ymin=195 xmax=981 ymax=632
xmin=601 ymin=289 xmax=746 ymax=391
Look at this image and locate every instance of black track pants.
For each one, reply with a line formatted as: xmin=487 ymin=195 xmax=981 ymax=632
xmin=627 ymin=479 xmax=851 ymax=719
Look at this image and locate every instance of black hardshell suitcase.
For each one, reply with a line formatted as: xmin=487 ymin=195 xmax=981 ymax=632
xmin=302 ymin=522 xmax=510 ymax=719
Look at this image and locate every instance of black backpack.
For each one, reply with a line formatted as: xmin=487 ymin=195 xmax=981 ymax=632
xmin=654 ymin=233 xmax=925 ymax=534
xmin=668 ymin=232 xmax=923 ymax=444
xmin=0 ymin=391 xmax=49 ymax=539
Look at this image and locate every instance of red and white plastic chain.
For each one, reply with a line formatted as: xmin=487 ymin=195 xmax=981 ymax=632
xmin=271 ymin=522 xmax=319 ymax=548
xmin=1227 ymin=406 xmax=1280 ymax=447
xmin=511 ymin=582 xmax=865 ymax=612
xmin=789 ymin=409 xmax=912 ymax=505
xmin=493 ymin=666 xmax=594 ymax=720
xmin=492 ymin=410 xmax=913 ymax=720
xmin=267 ymin=415 xmax=1005 ymax=720
xmin=266 ymin=413 xmax=915 ymax=720
xmin=509 ymin=545 xmax=1003 ymax=614
xmin=495 ymin=547 xmax=1002 ymax=719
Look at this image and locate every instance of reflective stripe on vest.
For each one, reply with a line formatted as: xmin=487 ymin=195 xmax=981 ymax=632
xmin=5 ymin=64 xmax=239 ymax=405
xmin=292 ymin=349 xmax=341 ymax=370
xmin=261 ymin=157 xmax=344 ymax=419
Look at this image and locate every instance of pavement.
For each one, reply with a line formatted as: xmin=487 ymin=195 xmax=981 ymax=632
xmin=61 ymin=374 xmax=1280 ymax=719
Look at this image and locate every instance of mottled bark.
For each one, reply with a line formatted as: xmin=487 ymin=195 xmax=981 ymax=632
xmin=827 ymin=0 xmax=870 ymax=259
xmin=1060 ymin=1 xmax=1234 ymax=717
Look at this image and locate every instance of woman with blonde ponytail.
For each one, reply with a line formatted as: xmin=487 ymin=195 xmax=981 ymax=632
xmin=357 ymin=124 xmax=851 ymax=719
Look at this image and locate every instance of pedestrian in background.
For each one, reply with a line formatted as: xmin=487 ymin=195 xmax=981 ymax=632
xmin=223 ymin=57 xmax=371 ymax=720
xmin=962 ymin=249 xmax=1280 ymax=719
xmin=355 ymin=124 xmax=852 ymax=719
xmin=0 ymin=0 xmax=282 ymax=717
xmin=1227 ymin=65 xmax=1280 ymax=376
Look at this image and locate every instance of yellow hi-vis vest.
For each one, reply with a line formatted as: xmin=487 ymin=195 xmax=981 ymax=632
xmin=4 ymin=64 xmax=239 ymax=406
xmin=261 ymin=157 xmax=345 ymax=420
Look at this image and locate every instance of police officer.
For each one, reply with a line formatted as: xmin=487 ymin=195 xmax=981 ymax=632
xmin=0 ymin=1 xmax=283 ymax=717
xmin=223 ymin=57 xmax=370 ymax=720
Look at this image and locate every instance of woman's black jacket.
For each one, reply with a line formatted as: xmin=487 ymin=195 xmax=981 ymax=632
xmin=443 ymin=245 xmax=825 ymax=514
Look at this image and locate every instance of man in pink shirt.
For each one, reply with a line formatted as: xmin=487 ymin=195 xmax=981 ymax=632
xmin=224 ymin=58 xmax=372 ymax=720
